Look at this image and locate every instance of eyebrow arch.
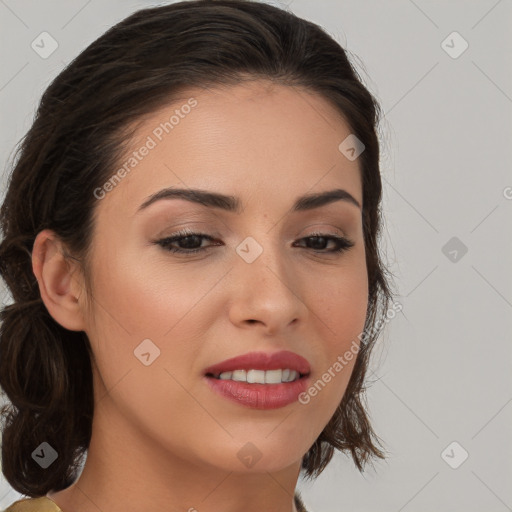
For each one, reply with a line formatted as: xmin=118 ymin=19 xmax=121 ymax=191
xmin=137 ymin=187 xmax=361 ymax=214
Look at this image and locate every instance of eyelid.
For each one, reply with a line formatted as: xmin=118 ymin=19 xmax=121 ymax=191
xmin=153 ymin=221 xmax=222 ymax=239
xmin=155 ymin=219 xmax=348 ymax=237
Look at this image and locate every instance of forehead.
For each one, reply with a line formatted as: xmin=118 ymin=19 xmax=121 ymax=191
xmin=94 ymin=80 xmax=363 ymax=218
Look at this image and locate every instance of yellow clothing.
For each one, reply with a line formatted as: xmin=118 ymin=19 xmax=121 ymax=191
xmin=3 ymin=493 xmax=309 ymax=511
xmin=3 ymin=497 xmax=61 ymax=512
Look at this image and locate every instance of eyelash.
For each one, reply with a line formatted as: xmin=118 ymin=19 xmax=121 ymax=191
xmin=154 ymin=228 xmax=354 ymax=255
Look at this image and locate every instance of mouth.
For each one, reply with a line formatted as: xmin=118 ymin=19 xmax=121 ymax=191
xmin=206 ymin=368 xmax=307 ymax=383
xmin=203 ymin=349 xmax=311 ymax=380
xmin=203 ymin=350 xmax=311 ymax=410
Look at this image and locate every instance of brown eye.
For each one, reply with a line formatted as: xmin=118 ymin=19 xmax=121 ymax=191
xmin=156 ymin=230 xmax=219 ymax=254
xmin=293 ymin=233 xmax=354 ymax=254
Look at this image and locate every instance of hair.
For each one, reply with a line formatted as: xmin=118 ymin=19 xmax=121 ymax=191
xmin=0 ymin=0 xmax=395 ymax=497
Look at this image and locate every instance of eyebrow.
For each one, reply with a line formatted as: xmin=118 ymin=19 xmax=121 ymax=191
xmin=137 ymin=187 xmax=361 ymax=214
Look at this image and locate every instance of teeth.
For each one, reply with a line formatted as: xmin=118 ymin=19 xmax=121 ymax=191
xmin=286 ymin=370 xmax=298 ymax=382
xmin=264 ymin=369 xmax=282 ymax=384
xmin=216 ymin=369 xmax=300 ymax=383
xmin=247 ymin=369 xmax=265 ymax=383
xmin=232 ymin=370 xmax=246 ymax=382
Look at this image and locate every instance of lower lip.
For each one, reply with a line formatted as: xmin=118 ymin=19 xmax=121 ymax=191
xmin=204 ymin=375 xmax=309 ymax=410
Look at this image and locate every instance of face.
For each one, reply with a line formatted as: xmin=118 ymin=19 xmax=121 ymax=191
xmin=81 ymin=80 xmax=368 ymax=474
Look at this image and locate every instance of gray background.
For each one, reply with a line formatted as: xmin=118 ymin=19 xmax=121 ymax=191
xmin=1 ymin=1 xmax=511 ymax=511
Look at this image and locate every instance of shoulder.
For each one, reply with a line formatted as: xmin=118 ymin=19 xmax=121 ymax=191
xmin=3 ymin=497 xmax=62 ymax=512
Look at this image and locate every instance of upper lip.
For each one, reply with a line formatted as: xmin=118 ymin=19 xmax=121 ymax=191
xmin=204 ymin=350 xmax=311 ymax=377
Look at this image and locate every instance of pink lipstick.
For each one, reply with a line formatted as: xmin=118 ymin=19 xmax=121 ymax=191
xmin=203 ymin=350 xmax=311 ymax=410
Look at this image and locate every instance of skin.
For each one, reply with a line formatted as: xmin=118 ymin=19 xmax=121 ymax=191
xmin=33 ymin=80 xmax=368 ymax=512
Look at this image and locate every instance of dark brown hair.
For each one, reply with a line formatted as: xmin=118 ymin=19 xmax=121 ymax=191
xmin=0 ymin=0 xmax=394 ymax=497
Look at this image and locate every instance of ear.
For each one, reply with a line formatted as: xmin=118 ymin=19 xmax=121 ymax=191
xmin=32 ymin=229 xmax=87 ymax=332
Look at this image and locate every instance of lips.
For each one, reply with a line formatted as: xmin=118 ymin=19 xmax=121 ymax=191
xmin=203 ymin=350 xmax=311 ymax=409
xmin=203 ymin=350 xmax=311 ymax=377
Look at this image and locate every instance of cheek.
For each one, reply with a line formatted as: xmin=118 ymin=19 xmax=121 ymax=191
xmin=87 ymin=239 xmax=210 ymax=338
xmin=300 ymin=254 xmax=368 ymax=415
xmin=310 ymin=252 xmax=369 ymax=347
xmin=315 ymin=277 xmax=368 ymax=333
xmin=83 ymin=242 xmax=227 ymax=392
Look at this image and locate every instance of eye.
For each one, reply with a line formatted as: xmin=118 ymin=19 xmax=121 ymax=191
xmin=155 ymin=229 xmax=220 ymax=254
xmin=293 ymin=231 xmax=354 ymax=253
xmin=154 ymin=229 xmax=354 ymax=255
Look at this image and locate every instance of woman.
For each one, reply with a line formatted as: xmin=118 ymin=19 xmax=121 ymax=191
xmin=0 ymin=1 xmax=395 ymax=511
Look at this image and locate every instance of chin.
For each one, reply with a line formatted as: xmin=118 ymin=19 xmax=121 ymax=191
xmin=201 ymin=437 xmax=308 ymax=475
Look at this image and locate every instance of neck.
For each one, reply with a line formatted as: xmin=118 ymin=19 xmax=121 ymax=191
xmin=48 ymin=393 xmax=302 ymax=512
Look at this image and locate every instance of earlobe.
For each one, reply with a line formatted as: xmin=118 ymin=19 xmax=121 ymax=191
xmin=32 ymin=229 xmax=86 ymax=332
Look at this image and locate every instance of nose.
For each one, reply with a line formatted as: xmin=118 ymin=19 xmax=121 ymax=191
xmin=227 ymin=240 xmax=308 ymax=336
